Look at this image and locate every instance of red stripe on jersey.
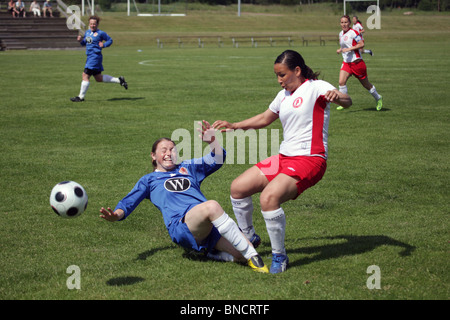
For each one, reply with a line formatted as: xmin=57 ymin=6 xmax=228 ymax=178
xmin=311 ymin=95 xmax=327 ymax=156
xmin=352 ymin=38 xmax=361 ymax=59
xmin=351 ymin=29 xmax=362 ymax=59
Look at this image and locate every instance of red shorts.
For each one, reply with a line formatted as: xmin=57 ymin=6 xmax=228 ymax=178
xmin=256 ymin=154 xmax=327 ymax=198
xmin=341 ymin=59 xmax=367 ymax=79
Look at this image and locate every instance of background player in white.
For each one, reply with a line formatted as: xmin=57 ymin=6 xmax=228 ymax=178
xmin=71 ymin=16 xmax=127 ymax=102
xmin=212 ymin=50 xmax=352 ymax=273
xmin=352 ymin=15 xmax=373 ymax=56
xmin=337 ymin=15 xmax=382 ymax=111
xmin=100 ymin=121 xmax=268 ymax=273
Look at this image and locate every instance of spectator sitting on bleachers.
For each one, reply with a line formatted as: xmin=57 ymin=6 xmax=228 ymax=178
xmin=43 ymin=0 xmax=53 ymax=17
xmin=8 ymin=0 xmax=20 ymax=17
xmin=29 ymin=0 xmax=41 ymax=17
xmin=15 ymin=0 xmax=26 ymax=17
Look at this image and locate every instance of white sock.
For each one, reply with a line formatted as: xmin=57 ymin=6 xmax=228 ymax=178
xmin=207 ymin=250 xmax=235 ymax=262
xmin=230 ymin=196 xmax=255 ymax=240
xmin=339 ymin=85 xmax=348 ymax=94
xmin=102 ymin=75 xmax=120 ymax=84
xmin=212 ymin=212 xmax=257 ymax=260
xmin=369 ymin=86 xmax=381 ymax=101
xmin=262 ymin=208 xmax=286 ymax=255
xmin=79 ymin=80 xmax=89 ymax=99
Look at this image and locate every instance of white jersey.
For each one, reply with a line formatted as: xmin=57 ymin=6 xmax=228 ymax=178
xmin=339 ymin=28 xmax=363 ymax=63
xmin=352 ymin=22 xmax=364 ymax=34
xmin=268 ymin=79 xmax=335 ymax=159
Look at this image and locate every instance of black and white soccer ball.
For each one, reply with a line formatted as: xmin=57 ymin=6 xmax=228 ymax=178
xmin=50 ymin=181 xmax=88 ymax=218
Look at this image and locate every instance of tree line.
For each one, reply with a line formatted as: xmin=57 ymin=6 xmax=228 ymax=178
xmin=75 ymin=0 xmax=449 ymax=12
xmin=139 ymin=0 xmax=448 ymax=11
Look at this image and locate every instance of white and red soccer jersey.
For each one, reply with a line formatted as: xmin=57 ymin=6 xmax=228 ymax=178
xmin=268 ymin=79 xmax=335 ymax=159
xmin=339 ymin=28 xmax=363 ymax=63
xmin=352 ymin=22 xmax=364 ymax=34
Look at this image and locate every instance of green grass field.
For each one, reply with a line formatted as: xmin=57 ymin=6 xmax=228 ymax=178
xmin=0 ymin=5 xmax=449 ymax=302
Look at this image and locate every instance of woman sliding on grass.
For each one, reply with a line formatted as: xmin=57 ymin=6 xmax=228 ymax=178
xmin=100 ymin=120 xmax=268 ymax=273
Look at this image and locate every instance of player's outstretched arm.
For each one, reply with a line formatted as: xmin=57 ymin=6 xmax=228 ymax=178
xmin=212 ymin=108 xmax=278 ymax=132
xmin=100 ymin=207 xmax=124 ymax=222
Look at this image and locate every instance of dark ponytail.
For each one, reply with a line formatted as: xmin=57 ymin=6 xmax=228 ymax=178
xmin=274 ymin=50 xmax=320 ymax=80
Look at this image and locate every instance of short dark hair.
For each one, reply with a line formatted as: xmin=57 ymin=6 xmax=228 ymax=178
xmin=89 ymin=15 xmax=101 ymax=24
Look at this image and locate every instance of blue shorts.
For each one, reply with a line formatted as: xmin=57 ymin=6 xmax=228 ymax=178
xmin=168 ymin=217 xmax=221 ymax=253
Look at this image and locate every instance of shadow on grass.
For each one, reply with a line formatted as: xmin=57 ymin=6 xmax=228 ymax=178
xmin=135 ymin=245 xmax=175 ymax=261
xmin=346 ymin=107 xmax=391 ymax=112
xmin=106 ymin=276 xmax=145 ymax=286
xmin=107 ymin=97 xmax=145 ymax=101
xmin=262 ymin=234 xmax=415 ymax=269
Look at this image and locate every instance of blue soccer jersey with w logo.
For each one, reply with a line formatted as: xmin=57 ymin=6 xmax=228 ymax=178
xmin=80 ymin=29 xmax=113 ymax=71
xmin=115 ymin=150 xmax=225 ymax=234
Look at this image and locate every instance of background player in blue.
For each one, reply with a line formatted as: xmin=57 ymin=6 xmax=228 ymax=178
xmin=71 ymin=15 xmax=127 ymax=102
xmin=100 ymin=121 xmax=268 ymax=273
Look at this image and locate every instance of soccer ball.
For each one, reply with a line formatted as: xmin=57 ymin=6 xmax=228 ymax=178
xmin=50 ymin=181 xmax=88 ymax=218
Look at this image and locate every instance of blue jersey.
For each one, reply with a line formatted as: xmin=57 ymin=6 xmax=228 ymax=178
xmin=80 ymin=29 xmax=113 ymax=71
xmin=115 ymin=150 xmax=226 ymax=239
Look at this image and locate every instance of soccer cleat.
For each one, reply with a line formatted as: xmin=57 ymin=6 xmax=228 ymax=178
xmin=247 ymin=255 xmax=269 ymax=273
xmin=70 ymin=96 xmax=84 ymax=102
xmin=119 ymin=76 xmax=128 ymax=90
xmin=270 ymin=253 xmax=289 ymax=274
xmin=249 ymin=233 xmax=261 ymax=249
xmin=367 ymin=50 xmax=374 ymax=56
xmin=376 ymin=95 xmax=383 ymax=111
xmin=336 ymin=106 xmax=344 ymax=111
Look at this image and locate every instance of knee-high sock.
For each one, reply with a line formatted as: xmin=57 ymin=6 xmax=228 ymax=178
xmin=262 ymin=208 xmax=286 ymax=255
xmin=230 ymin=196 xmax=255 ymax=240
xmin=79 ymin=80 xmax=89 ymax=99
xmin=369 ymin=86 xmax=381 ymax=101
xmin=102 ymin=75 xmax=120 ymax=83
xmin=339 ymin=85 xmax=348 ymax=94
xmin=212 ymin=212 xmax=257 ymax=260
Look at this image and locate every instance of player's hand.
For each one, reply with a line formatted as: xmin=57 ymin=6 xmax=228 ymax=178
xmin=99 ymin=41 xmax=104 ymax=48
xmin=197 ymin=120 xmax=216 ymax=144
xmin=100 ymin=207 xmax=123 ymax=222
xmin=77 ymin=35 xmax=82 ymax=42
xmin=336 ymin=48 xmax=342 ymax=54
xmin=212 ymin=120 xmax=235 ymax=132
xmin=324 ymin=90 xmax=352 ymax=108
xmin=324 ymin=89 xmax=340 ymax=103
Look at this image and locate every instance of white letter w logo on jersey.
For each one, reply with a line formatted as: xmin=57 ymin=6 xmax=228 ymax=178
xmin=164 ymin=178 xmax=191 ymax=192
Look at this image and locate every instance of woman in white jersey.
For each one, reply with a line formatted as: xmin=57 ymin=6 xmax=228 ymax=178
xmin=352 ymin=15 xmax=373 ymax=56
xmin=337 ymin=15 xmax=382 ymax=111
xmin=212 ymin=50 xmax=352 ymax=273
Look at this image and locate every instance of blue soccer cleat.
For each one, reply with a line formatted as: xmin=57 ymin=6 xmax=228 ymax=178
xmin=270 ymin=253 xmax=289 ymax=274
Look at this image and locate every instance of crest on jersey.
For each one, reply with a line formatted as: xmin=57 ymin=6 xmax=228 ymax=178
xmin=179 ymin=167 xmax=189 ymax=175
xmin=86 ymin=36 xmax=93 ymax=44
xmin=293 ymin=97 xmax=303 ymax=109
xmin=164 ymin=178 xmax=191 ymax=192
